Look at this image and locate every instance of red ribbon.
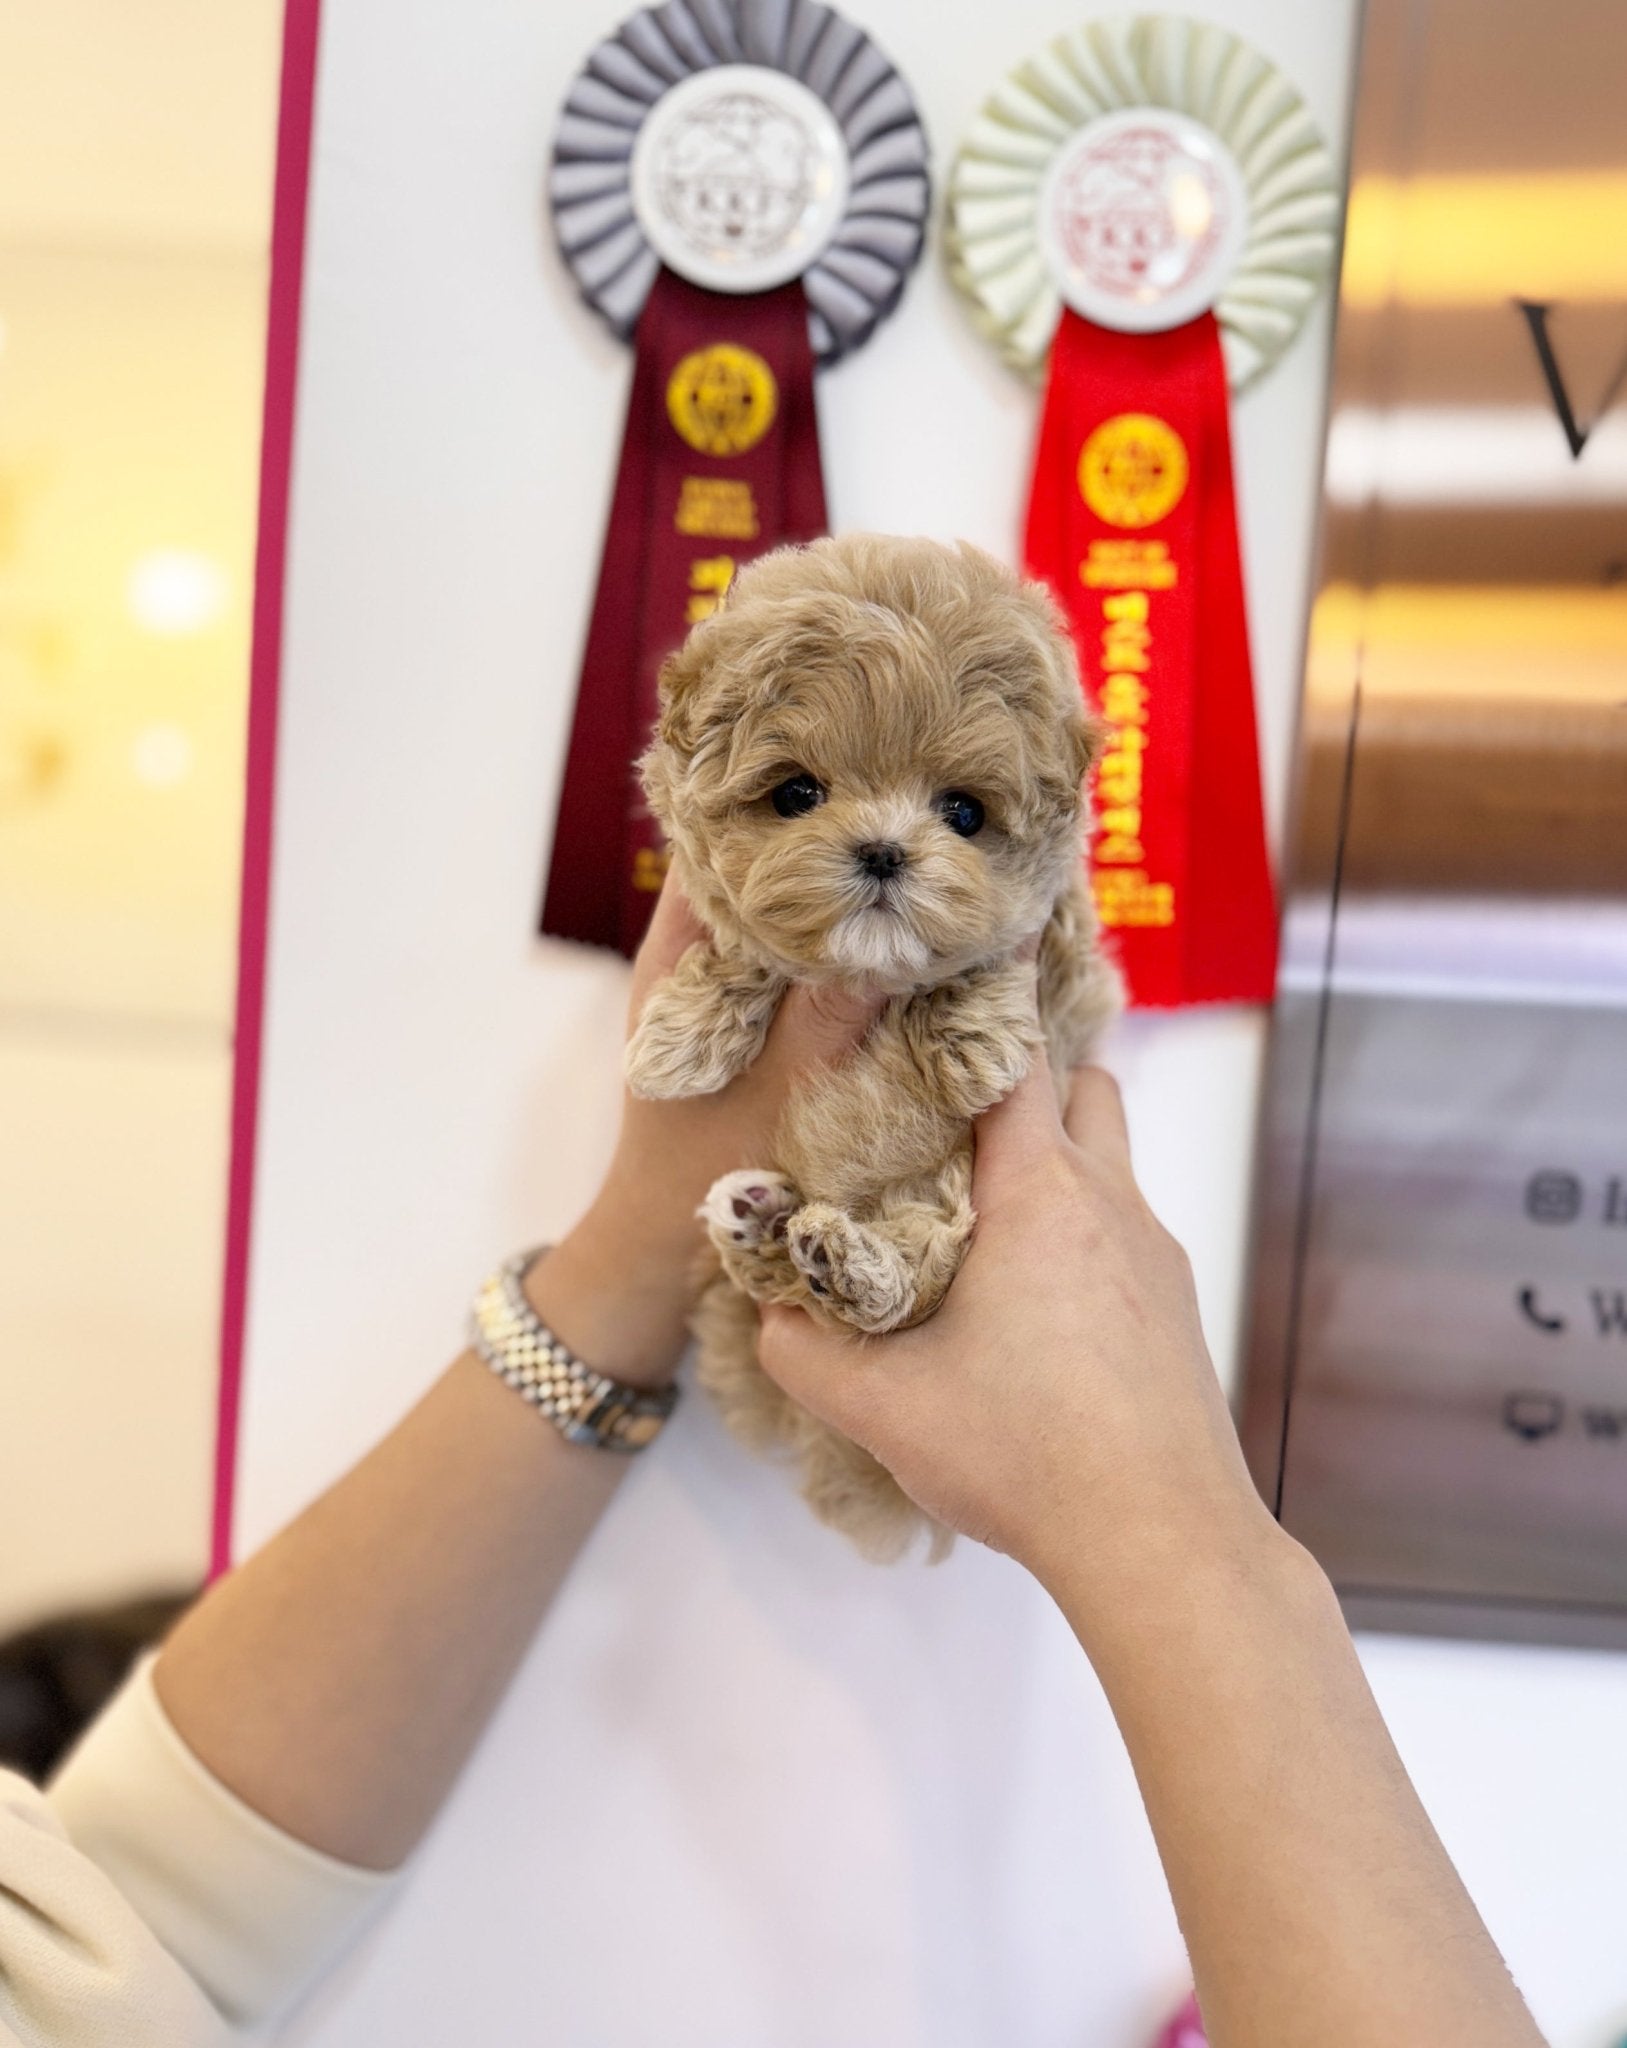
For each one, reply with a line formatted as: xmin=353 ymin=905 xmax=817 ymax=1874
xmin=541 ymin=266 xmax=828 ymax=955
xmin=1023 ymin=309 xmax=1277 ymax=1008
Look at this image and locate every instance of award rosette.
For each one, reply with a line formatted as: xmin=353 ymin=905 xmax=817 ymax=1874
xmin=541 ymin=0 xmax=929 ymax=954
xmin=946 ymin=15 xmax=1339 ymax=1007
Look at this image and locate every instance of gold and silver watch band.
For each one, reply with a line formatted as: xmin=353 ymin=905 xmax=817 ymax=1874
xmin=470 ymin=1249 xmax=678 ymax=1453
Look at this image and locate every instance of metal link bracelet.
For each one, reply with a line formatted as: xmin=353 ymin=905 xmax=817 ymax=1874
xmin=469 ymin=1249 xmax=678 ymax=1453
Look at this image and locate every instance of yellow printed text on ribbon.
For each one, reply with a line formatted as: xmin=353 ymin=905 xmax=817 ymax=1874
xmin=685 ymin=554 xmax=736 ymax=624
xmin=1093 ymin=588 xmax=1173 ymax=926
xmin=675 ymin=476 xmax=760 ymax=539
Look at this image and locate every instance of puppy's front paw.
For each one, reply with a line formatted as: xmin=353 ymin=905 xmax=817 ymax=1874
xmin=626 ymin=1009 xmax=717 ymax=1100
xmin=901 ymin=968 xmax=1039 ymax=1118
xmin=626 ymin=962 xmax=782 ymax=1100
xmin=787 ymin=1205 xmax=915 ymax=1334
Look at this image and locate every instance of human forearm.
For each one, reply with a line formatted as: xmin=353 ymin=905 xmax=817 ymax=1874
xmin=1048 ymin=1524 xmax=1545 ymax=2048
xmin=757 ymin=1062 xmax=1545 ymax=2048
xmin=531 ymin=1179 xmax=699 ymax=1382
xmin=155 ymin=1206 xmax=685 ymax=1872
xmin=149 ymin=911 xmax=881 ymax=1876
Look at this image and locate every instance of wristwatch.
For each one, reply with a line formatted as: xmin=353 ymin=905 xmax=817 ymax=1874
xmin=469 ymin=1249 xmax=679 ymax=1453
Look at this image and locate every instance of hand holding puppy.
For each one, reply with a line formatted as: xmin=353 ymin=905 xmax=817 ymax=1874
xmin=523 ymin=878 xmax=883 ymax=1391
xmin=757 ymin=1058 xmax=1274 ymax=1627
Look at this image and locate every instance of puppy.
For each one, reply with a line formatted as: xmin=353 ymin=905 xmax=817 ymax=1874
xmin=629 ymin=534 xmax=1120 ymax=1557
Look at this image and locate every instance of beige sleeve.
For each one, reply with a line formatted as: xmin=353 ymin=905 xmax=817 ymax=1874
xmin=42 ymin=1657 xmax=395 ymax=2038
xmin=0 ymin=1763 xmax=228 ymax=2048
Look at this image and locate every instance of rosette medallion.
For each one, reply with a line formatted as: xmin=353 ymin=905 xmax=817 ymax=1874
xmin=945 ymin=15 xmax=1340 ymax=1007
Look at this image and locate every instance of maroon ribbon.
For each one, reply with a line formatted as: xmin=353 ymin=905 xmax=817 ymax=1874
xmin=540 ymin=266 xmax=828 ymax=954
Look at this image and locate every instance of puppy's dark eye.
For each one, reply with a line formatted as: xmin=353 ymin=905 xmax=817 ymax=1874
xmin=937 ymin=790 xmax=985 ymax=838
xmin=770 ymin=772 xmax=826 ymax=819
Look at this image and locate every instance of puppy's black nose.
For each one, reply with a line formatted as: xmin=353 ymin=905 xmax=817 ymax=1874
xmin=855 ymin=840 xmax=907 ymax=880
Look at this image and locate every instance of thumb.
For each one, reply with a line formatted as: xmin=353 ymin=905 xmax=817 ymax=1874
xmin=628 ymin=870 xmax=708 ymax=1020
xmin=761 ymin=978 xmax=885 ymax=1081
xmin=971 ymin=1044 xmax=1067 ymax=1205
xmin=758 ymin=1303 xmax=880 ymax=1440
xmin=1062 ymin=1065 xmax=1133 ymax=1179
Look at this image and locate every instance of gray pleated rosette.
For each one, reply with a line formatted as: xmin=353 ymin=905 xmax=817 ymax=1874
xmin=551 ymin=0 xmax=930 ymax=365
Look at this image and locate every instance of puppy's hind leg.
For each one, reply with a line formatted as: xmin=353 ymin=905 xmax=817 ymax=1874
xmin=794 ymin=1414 xmax=933 ymax=1561
xmin=701 ymin=1169 xmax=805 ymax=1305
xmin=692 ymin=1274 xmax=800 ymax=1454
xmin=787 ymin=1154 xmax=975 ymax=1337
xmin=694 ymin=1278 xmax=949 ymax=1560
xmin=785 ymin=1205 xmax=916 ymax=1333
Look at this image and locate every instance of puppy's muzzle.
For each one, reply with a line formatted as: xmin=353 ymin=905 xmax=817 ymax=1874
xmin=854 ymin=840 xmax=907 ymax=881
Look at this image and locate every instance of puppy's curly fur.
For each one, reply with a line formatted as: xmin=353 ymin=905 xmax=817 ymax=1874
xmin=630 ymin=534 xmax=1120 ymax=1558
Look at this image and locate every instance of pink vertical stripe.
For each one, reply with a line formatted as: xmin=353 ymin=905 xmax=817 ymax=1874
xmin=211 ymin=0 xmax=323 ymax=1578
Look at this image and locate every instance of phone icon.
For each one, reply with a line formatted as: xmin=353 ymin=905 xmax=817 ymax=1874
xmin=1503 ymin=1392 xmax=1564 ymax=1442
xmin=1517 ymin=1286 xmax=1566 ymax=1335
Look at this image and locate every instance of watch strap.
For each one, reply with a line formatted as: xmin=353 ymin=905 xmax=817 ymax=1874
xmin=470 ymin=1249 xmax=678 ymax=1453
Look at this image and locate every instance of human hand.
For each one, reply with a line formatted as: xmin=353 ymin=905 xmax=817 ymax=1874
xmin=530 ymin=877 xmax=882 ymax=1385
xmin=756 ymin=1058 xmax=1282 ymax=1630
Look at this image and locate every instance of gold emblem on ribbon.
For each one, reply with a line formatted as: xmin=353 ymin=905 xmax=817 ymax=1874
xmin=1077 ymin=413 xmax=1188 ymax=529
xmin=666 ymin=344 xmax=778 ymax=456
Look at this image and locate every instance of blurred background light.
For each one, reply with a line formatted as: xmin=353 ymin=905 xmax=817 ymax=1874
xmin=1326 ymin=405 xmax=1627 ymax=505
xmin=1343 ymin=171 xmax=1627 ymax=306
xmin=0 ymin=0 xmax=281 ymax=1634
xmin=127 ymin=548 xmax=228 ymax=636
xmin=131 ymin=723 xmax=195 ymax=788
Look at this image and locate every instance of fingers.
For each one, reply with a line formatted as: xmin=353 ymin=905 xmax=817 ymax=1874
xmin=761 ymin=978 xmax=885 ymax=1080
xmin=757 ymin=1303 xmax=877 ymax=1436
xmin=970 ymin=1045 xmax=1066 ymax=1200
xmin=973 ymin=1059 xmax=1132 ymax=1204
xmin=628 ymin=870 xmax=708 ymax=1016
xmin=1062 ymin=1066 xmax=1133 ymax=1177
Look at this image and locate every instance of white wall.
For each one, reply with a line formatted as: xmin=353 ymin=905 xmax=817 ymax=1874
xmin=235 ymin=4 xmax=1627 ymax=2044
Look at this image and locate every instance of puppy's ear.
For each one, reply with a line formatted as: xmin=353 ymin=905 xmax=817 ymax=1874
xmin=1022 ymin=572 xmax=1102 ymax=794
xmin=654 ymin=623 xmax=719 ymax=757
xmin=1070 ymin=701 xmax=1106 ymax=790
xmin=1044 ymin=627 xmax=1103 ymax=793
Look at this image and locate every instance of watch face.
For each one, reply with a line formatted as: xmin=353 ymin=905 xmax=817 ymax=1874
xmin=1037 ymin=107 xmax=1249 ymax=333
xmin=630 ymin=65 xmax=851 ymax=296
xmin=614 ymin=1409 xmax=667 ymax=1449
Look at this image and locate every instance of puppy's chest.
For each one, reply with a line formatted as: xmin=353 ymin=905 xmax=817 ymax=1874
xmin=776 ymin=988 xmax=992 ymax=1205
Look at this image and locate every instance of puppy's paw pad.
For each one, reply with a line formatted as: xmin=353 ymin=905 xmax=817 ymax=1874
xmin=702 ymin=1170 xmax=799 ymax=1254
xmin=791 ymin=1232 xmax=831 ymax=1287
xmin=787 ymin=1206 xmax=914 ymax=1332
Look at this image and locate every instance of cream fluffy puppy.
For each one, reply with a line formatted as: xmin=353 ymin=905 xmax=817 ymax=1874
xmin=630 ymin=534 xmax=1119 ymax=1557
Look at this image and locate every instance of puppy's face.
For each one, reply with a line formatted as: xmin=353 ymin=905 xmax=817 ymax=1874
xmin=642 ymin=537 xmax=1095 ymax=989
